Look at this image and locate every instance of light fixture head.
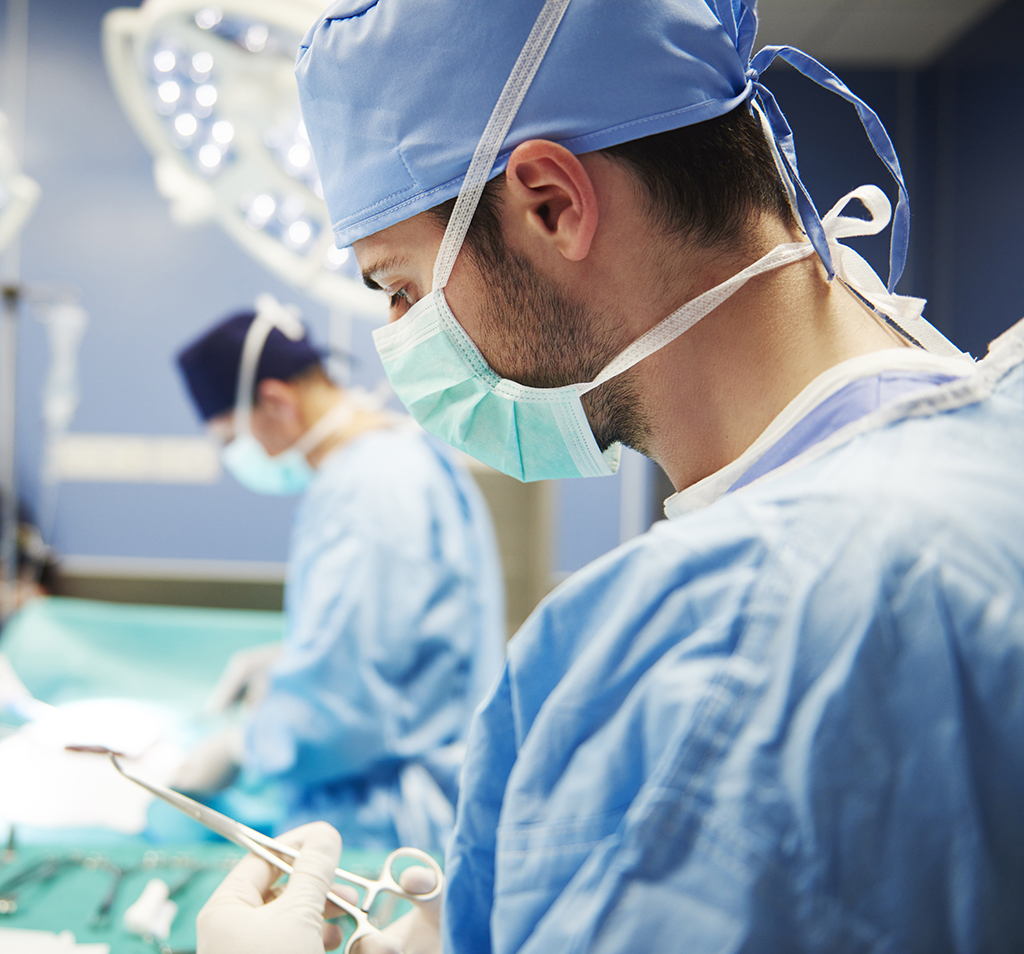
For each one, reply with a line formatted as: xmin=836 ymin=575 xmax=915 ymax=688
xmin=103 ymin=0 xmax=383 ymax=320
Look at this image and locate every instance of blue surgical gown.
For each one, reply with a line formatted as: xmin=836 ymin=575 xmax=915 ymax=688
xmin=445 ymin=322 xmax=1024 ymax=952
xmin=244 ymin=426 xmax=505 ymax=852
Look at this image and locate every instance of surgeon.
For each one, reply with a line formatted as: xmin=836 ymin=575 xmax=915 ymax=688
xmin=196 ymin=1 xmax=1024 ymax=951
xmin=175 ymin=294 xmax=505 ymax=854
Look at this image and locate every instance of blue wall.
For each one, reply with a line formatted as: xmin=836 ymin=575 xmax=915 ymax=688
xmin=760 ymin=0 xmax=1024 ymax=358
xmin=920 ymin=0 xmax=1024 ymax=357
xmin=5 ymin=0 xmax=1024 ymax=575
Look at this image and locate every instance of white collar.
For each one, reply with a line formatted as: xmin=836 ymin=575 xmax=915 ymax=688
xmin=664 ymin=347 xmax=976 ymax=519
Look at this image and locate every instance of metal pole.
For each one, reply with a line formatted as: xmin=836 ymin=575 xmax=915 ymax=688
xmin=0 ymin=285 xmax=18 ymax=622
xmin=0 ymin=0 xmax=30 ymax=623
xmin=3 ymin=0 xmax=30 ymax=288
xmin=3 ymin=0 xmax=29 ymax=159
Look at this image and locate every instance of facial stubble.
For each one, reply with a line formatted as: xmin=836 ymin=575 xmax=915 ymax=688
xmin=473 ymin=244 xmax=652 ymax=456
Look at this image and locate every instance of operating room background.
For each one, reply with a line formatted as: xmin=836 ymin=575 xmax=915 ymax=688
xmin=3 ymin=0 xmax=1023 ymax=626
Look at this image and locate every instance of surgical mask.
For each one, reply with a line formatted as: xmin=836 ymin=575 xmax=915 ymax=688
xmin=221 ymin=295 xmax=356 ymax=496
xmin=373 ymin=0 xmax=965 ymax=484
xmin=375 ymin=242 xmax=822 ymax=482
xmin=221 ymin=399 xmax=355 ymax=496
xmin=221 ymin=433 xmax=314 ymax=496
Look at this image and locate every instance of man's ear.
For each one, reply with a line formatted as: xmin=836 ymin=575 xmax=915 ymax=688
xmin=504 ymin=140 xmax=598 ymax=262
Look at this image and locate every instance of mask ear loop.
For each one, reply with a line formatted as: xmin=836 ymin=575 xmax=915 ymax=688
xmin=431 ymin=0 xmax=572 ymax=293
xmin=233 ymin=294 xmax=307 ymax=439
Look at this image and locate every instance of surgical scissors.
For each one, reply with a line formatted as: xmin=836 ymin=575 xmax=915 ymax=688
xmin=68 ymin=746 xmax=443 ymax=953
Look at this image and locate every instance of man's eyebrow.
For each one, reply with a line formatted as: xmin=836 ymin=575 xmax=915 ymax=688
xmin=361 ymin=256 xmax=406 ymax=292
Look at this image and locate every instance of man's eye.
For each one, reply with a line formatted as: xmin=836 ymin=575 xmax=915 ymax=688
xmin=389 ymin=287 xmax=411 ymax=308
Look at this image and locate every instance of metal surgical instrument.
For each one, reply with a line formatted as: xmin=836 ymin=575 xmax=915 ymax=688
xmin=68 ymin=747 xmax=443 ymax=953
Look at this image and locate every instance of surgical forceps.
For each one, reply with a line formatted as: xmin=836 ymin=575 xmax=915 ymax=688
xmin=69 ymin=747 xmax=443 ymax=953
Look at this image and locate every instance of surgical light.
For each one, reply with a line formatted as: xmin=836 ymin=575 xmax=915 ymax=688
xmin=174 ymin=113 xmax=197 ymax=136
xmin=250 ymin=193 xmax=274 ymax=219
xmin=195 ymin=7 xmax=222 ymax=30
xmin=325 ymin=246 xmax=349 ymax=268
xmin=199 ymin=144 xmax=222 ymax=168
xmin=103 ymin=0 xmax=383 ymax=318
xmin=287 ymin=143 xmax=310 ymax=168
xmin=287 ymin=220 xmax=310 ymax=245
xmin=245 ymin=23 xmax=268 ymax=52
xmin=195 ymin=83 xmax=217 ymax=107
xmin=157 ymin=80 xmax=181 ymax=103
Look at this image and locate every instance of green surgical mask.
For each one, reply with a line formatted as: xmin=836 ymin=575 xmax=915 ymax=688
xmin=373 ymin=241 xmax=819 ymax=483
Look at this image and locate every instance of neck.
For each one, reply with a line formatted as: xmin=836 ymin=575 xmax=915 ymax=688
xmin=622 ymin=225 xmax=907 ymax=491
xmin=298 ymin=381 xmax=390 ymax=469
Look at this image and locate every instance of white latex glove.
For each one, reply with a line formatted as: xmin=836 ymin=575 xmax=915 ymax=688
xmin=205 ymin=643 xmax=283 ymax=716
xmin=172 ymin=725 xmax=245 ymax=793
xmin=197 ymin=822 xmax=348 ymax=954
xmin=0 ymin=652 xmax=52 ymax=721
xmin=0 ymin=652 xmax=32 ymax=708
xmin=351 ymin=866 xmax=443 ymax=954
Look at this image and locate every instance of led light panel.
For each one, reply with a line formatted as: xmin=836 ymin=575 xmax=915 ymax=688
xmin=103 ymin=1 xmax=384 ymax=319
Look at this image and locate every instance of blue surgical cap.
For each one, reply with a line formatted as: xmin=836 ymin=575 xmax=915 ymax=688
xmin=297 ymin=0 xmax=910 ymax=293
xmin=176 ymin=311 xmax=322 ymax=421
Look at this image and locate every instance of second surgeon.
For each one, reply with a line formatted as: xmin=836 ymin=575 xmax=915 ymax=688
xmin=174 ymin=294 xmax=506 ymax=854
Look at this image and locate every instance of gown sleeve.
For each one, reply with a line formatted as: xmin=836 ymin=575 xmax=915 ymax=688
xmin=244 ymin=433 xmax=498 ymax=786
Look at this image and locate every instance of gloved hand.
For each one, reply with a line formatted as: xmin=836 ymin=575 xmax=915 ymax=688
xmin=197 ymin=822 xmax=348 ymax=954
xmin=172 ymin=724 xmax=244 ymax=793
xmin=350 ymin=864 xmax=443 ymax=954
xmin=0 ymin=652 xmax=52 ymax=721
xmin=204 ymin=642 xmax=283 ymax=716
xmin=197 ymin=820 xmax=445 ymax=954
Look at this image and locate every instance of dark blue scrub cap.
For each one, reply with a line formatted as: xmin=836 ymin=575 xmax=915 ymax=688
xmin=296 ymin=0 xmax=911 ymax=293
xmin=176 ymin=310 xmax=321 ymax=421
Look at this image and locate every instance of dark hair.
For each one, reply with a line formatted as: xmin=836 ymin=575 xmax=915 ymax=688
xmin=429 ymin=102 xmax=796 ymax=263
xmin=601 ymin=102 xmax=797 ymax=248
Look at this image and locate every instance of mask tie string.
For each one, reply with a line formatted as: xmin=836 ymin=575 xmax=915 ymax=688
xmin=233 ymin=294 xmax=306 ymax=438
xmin=577 ymin=241 xmax=815 ymax=396
xmin=432 ymin=0 xmax=572 ymax=292
xmin=746 ymin=45 xmax=910 ymax=295
xmin=821 ymin=187 xmax=967 ymax=357
xmin=577 ymin=184 xmax=966 ymax=398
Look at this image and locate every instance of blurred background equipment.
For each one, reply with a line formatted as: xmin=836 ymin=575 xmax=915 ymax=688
xmin=0 ymin=95 xmax=39 ymax=624
xmin=0 ymin=112 xmax=38 ymax=255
